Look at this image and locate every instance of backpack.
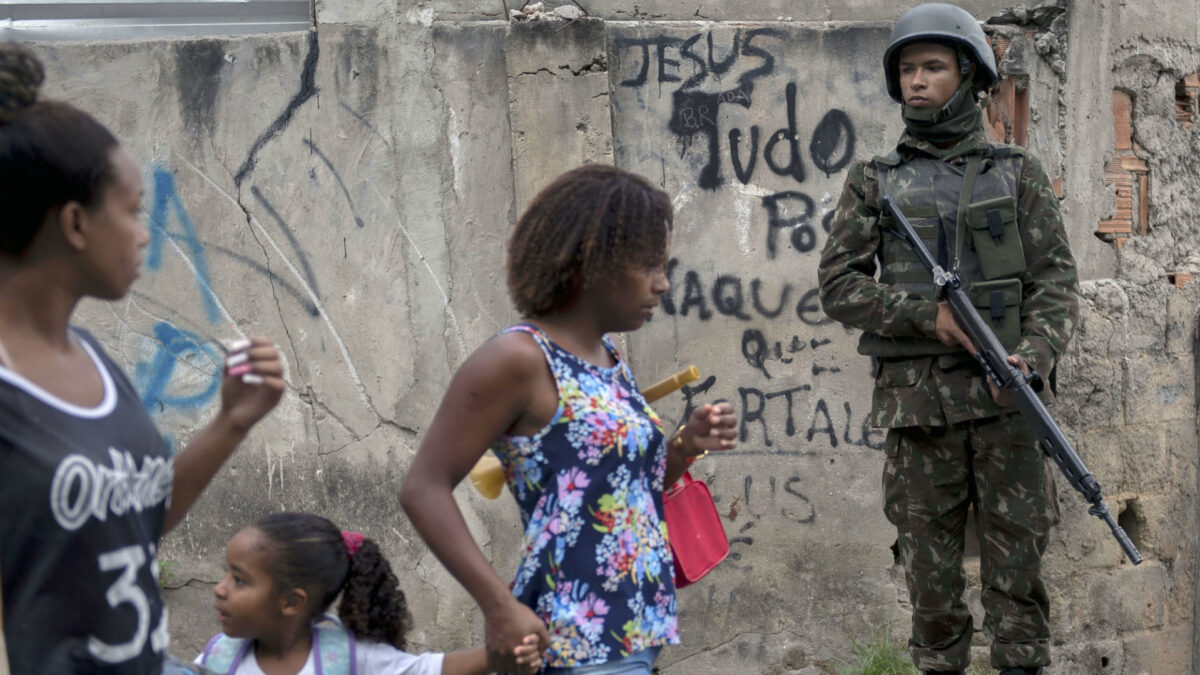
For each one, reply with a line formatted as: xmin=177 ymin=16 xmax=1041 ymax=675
xmin=200 ymin=616 xmax=356 ymax=675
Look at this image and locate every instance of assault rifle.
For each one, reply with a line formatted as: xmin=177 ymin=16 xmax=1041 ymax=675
xmin=882 ymin=195 xmax=1143 ymax=565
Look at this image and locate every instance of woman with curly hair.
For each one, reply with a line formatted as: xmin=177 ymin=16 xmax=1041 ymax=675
xmin=197 ymin=512 xmax=543 ymax=675
xmin=401 ymin=165 xmax=738 ymax=674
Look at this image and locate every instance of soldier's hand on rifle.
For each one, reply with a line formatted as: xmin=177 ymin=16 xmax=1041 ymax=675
xmin=935 ymin=301 xmax=975 ymax=352
xmin=988 ymin=354 xmax=1031 ymax=406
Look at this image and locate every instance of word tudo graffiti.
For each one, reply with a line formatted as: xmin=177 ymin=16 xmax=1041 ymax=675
xmin=674 ymin=83 xmax=856 ymax=190
xmin=615 ymin=29 xmax=857 ymax=191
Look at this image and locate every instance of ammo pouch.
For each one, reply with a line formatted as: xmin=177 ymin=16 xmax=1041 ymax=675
xmin=966 ymin=196 xmax=1025 ymax=279
xmin=858 ymin=332 xmax=961 ymax=358
xmin=967 ymin=278 xmax=1022 ymax=352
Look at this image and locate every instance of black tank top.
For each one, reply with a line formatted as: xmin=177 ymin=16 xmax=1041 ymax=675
xmin=0 ymin=328 xmax=173 ymax=675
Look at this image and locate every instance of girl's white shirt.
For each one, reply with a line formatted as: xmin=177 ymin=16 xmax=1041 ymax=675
xmin=194 ymin=639 xmax=445 ymax=675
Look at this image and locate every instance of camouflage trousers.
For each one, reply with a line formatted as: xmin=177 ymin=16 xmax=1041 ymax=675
xmin=883 ymin=413 xmax=1059 ymax=671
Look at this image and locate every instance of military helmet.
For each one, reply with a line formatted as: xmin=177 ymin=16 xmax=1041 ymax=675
xmin=883 ymin=3 xmax=998 ymax=103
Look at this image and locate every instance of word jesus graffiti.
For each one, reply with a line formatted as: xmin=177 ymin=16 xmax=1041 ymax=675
xmin=614 ymin=29 xmax=856 ymax=191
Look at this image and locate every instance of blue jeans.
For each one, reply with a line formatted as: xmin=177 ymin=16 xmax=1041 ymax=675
xmin=542 ymin=647 xmax=661 ymax=675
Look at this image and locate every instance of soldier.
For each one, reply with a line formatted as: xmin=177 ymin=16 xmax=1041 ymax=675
xmin=817 ymin=4 xmax=1078 ymax=675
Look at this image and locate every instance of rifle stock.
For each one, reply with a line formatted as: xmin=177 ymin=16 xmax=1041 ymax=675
xmin=881 ymin=195 xmax=1143 ymax=565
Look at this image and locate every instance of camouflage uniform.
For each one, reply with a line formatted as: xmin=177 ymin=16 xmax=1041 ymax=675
xmin=817 ymin=125 xmax=1079 ymax=671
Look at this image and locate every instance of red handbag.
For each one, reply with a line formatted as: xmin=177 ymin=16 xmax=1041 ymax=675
xmin=663 ymin=470 xmax=729 ymax=588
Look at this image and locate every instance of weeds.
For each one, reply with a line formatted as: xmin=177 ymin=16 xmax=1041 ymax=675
xmin=836 ymin=627 xmax=991 ymax=675
xmin=157 ymin=559 xmax=179 ymax=588
xmin=837 ymin=628 xmax=919 ymax=675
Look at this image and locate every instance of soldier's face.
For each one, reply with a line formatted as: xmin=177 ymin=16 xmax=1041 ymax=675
xmin=897 ymin=43 xmax=963 ymax=109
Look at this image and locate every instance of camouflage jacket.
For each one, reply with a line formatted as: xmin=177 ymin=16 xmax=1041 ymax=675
xmin=817 ymin=126 xmax=1079 ymax=428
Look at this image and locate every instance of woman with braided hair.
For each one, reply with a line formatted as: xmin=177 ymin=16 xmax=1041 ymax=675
xmin=196 ymin=512 xmax=543 ymax=675
xmin=0 ymin=42 xmax=285 ymax=674
xmin=401 ymin=165 xmax=738 ymax=674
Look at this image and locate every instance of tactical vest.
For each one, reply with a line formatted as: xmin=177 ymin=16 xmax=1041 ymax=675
xmin=859 ymin=144 xmax=1029 ymax=359
xmin=200 ymin=617 xmax=356 ymax=675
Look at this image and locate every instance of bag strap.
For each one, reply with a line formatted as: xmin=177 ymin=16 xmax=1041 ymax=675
xmin=313 ymin=618 xmax=356 ymax=675
xmin=667 ymin=470 xmax=697 ymax=497
xmin=951 ymin=153 xmax=983 ymax=276
xmin=200 ymin=634 xmax=251 ymax=674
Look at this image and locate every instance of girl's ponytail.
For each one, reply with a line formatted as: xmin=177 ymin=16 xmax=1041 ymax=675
xmin=338 ymin=537 xmax=413 ymax=650
xmin=252 ymin=512 xmax=412 ymax=649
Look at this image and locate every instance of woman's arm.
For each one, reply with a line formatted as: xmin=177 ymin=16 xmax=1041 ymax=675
xmin=164 ymin=338 xmax=284 ymax=533
xmin=400 ymin=334 xmax=551 ymax=671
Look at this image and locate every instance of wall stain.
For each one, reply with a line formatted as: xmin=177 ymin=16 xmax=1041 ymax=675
xmin=174 ymin=40 xmax=226 ymax=137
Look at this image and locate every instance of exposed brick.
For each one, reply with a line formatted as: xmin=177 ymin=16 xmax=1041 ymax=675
xmin=983 ymin=75 xmax=1029 ymax=146
xmin=990 ymin=34 xmax=1011 ymax=62
xmin=1120 ymin=156 xmax=1148 ymax=172
xmin=1137 ymin=173 xmax=1150 ymax=234
xmin=1170 ymin=272 xmax=1194 ymax=288
xmin=1098 ymin=90 xmax=1150 ymax=242
xmin=1113 ymin=90 xmax=1134 ymax=150
xmin=1176 ymin=73 xmax=1198 ymax=128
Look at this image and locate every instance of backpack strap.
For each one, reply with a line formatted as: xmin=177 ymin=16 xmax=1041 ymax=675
xmin=199 ymin=633 xmax=251 ymax=674
xmin=872 ymin=148 xmax=904 ymax=169
xmin=313 ymin=618 xmax=356 ymax=675
xmin=988 ymin=143 xmax=1027 ymax=160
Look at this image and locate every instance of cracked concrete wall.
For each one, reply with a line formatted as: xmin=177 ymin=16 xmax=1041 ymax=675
xmin=28 ymin=0 xmax=1200 ymax=673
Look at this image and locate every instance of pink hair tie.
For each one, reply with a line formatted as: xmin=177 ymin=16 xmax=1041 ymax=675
xmin=341 ymin=530 xmax=365 ymax=557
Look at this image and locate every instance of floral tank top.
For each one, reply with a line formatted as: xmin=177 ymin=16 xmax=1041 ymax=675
xmin=491 ymin=324 xmax=679 ymax=668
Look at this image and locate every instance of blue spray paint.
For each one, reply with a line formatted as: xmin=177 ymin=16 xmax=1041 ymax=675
xmin=146 ymin=167 xmax=221 ymax=324
xmin=135 ymin=166 xmax=227 ymax=444
xmin=135 ymin=321 xmax=223 ymax=415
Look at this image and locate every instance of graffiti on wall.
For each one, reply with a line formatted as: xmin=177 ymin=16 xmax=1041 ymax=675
xmin=130 ymin=94 xmax=442 ymax=446
xmin=133 ymin=162 xmax=338 ymax=445
xmin=614 ymin=28 xmax=880 ymax=531
xmin=134 ymin=166 xmax=227 ymax=449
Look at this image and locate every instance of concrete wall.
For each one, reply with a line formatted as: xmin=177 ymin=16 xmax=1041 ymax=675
xmin=29 ymin=0 xmax=1200 ymax=673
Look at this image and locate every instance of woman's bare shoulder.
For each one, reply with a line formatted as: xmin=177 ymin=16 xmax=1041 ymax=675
xmin=455 ymin=328 xmax=547 ymax=388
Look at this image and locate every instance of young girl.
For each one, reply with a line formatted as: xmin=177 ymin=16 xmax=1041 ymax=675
xmin=0 ymin=43 xmax=284 ymax=675
xmin=197 ymin=512 xmax=544 ymax=675
xmin=400 ymin=165 xmax=738 ymax=674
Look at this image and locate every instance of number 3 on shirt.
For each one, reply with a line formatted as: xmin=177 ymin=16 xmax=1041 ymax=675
xmin=89 ymin=543 xmax=169 ymax=663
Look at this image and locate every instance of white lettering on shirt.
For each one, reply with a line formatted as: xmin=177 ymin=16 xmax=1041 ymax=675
xmin=49 ymin=448 xmax=174 ymax=531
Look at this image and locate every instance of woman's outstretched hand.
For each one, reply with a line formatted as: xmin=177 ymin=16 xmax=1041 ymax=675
xmin=682 ymin=401 xmax=737 ymax=455
xmin=219 ymin=337 xmax=285 ymax=432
